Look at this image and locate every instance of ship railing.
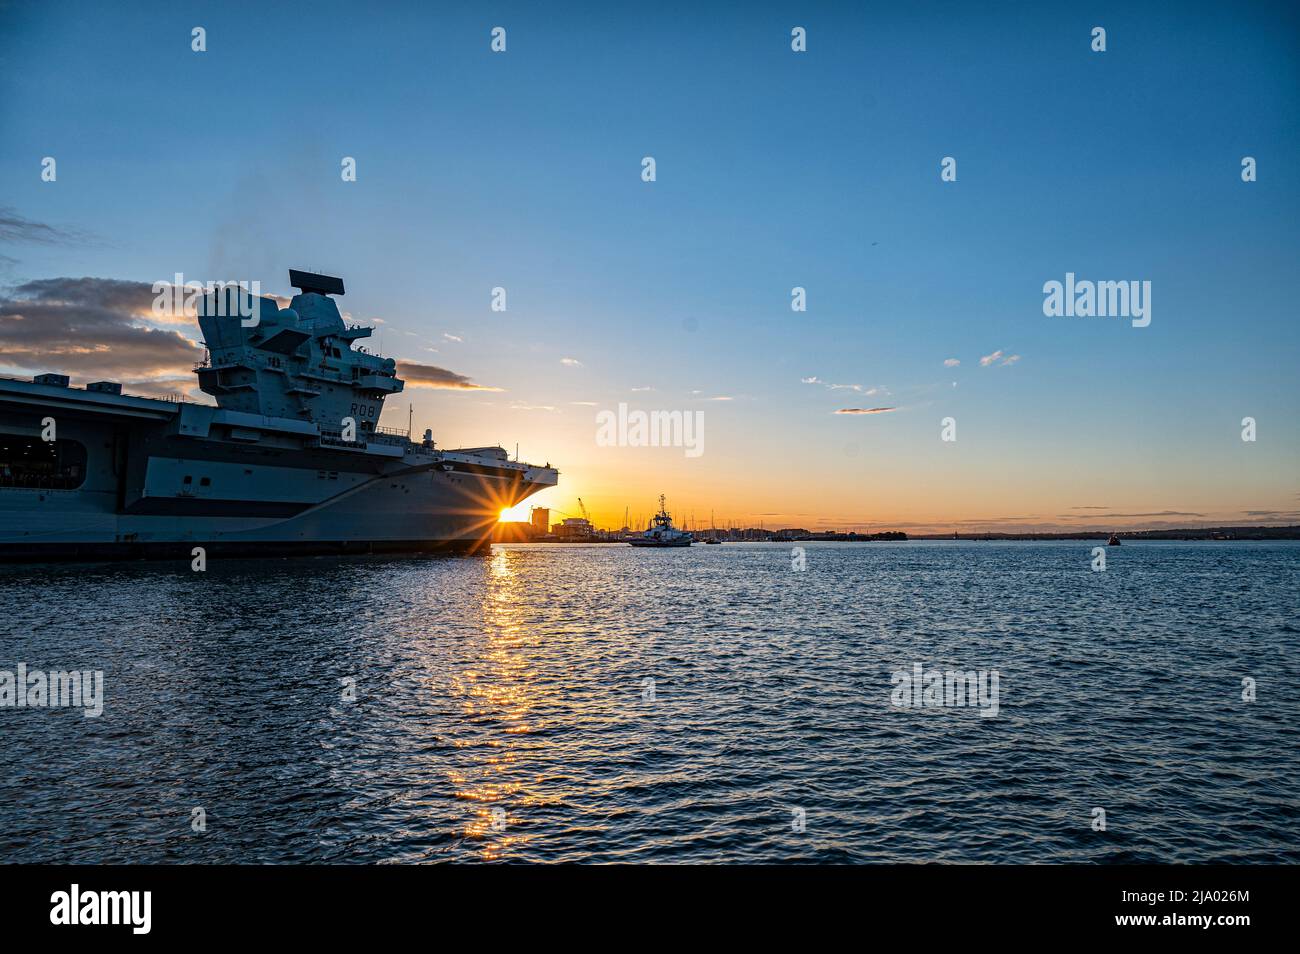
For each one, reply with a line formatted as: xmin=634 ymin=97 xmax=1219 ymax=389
xmin=369 ymin=432 xmax=418 ymax=450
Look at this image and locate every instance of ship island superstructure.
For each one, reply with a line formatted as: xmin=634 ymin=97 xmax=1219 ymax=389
xmin=0 ymin=270 xmax=557 ymax=560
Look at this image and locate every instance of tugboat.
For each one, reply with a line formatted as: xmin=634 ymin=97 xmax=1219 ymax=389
xmin=628 ymin=495 xmax=693 ymax=547
xmin=1107 ymin=533 xmax=1122 ymax=546
xmin=0 ymin=269 xmax=558 ymax=560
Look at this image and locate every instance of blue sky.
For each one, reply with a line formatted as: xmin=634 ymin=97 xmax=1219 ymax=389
xmin=2 ymin=0 xmax=1297 ymax=530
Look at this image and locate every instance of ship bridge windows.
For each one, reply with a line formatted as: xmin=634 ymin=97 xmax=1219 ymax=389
xmin=0 ymin=431 xmax=87 ymax=490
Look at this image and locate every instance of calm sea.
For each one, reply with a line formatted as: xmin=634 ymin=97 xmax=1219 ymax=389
xmin=1 ymin=541 xmax=1297 ymax=863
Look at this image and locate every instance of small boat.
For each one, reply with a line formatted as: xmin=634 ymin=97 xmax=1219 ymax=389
xmin=703 ymin=538 xmax=722 ymax=544
xmin=628 ymin=495 xmax=693 ymax=547
xmin=1107 ymin=533 xmax=1121 ymax=546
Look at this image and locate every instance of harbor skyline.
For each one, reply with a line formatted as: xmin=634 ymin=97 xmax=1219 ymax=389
xmin=3 ymin=1 xmax=1297 ymax=534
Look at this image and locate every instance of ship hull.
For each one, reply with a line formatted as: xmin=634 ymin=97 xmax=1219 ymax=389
xmin=627 ymin=538 xmax=692 ymax=547
xmin=0 ymin=537 xmax=480 ymax=562
xmin=0 ymin=380 xmax=556 ymax=562
xmin=0 ymin=456 xmax=552 ymax=561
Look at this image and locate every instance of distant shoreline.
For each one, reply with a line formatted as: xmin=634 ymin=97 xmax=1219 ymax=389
xmin=499 ymin=525 xmax=1300 ymax=543
xmin=913 ymin=526 xmax=1300 ymax=541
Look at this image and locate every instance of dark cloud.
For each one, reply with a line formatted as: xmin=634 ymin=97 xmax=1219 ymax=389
xmin=395 ymin=360 xmax=501 ymax=391
xmin=0 ymin=207 xmax=93 ymax=247
xmin=11 ymin=276 xmax=160 ymax=311
xmin=0 ymin=277 xmax=201 ymax=383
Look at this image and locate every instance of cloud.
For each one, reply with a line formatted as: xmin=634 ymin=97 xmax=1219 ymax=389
xmin=509 ymin=402 xmax=557 ymax=411
xmin=1079 ymin=511 xmax=1205 ymax=518
xmin=0 ymin=207 xmax=93 ymax=247
xmin=11 ymin=276 xmax=157 ymax=312
xmin=630 ymin=386 xmax=653 ymax=392
xmin=0 ymin=277 xmax=202 ymax=384
xmin=807 ymin=379 xmax=890 ymax=396
xmin=826 ymin=382 xmax=889 ymax=397
xmin=943 ymin=358 xmax=960 ymax=367
xmin=560 ymin=357 xmax=583 ymax=367
xmin=569 ymin=400 xmax=598 ymax=406
xmin=953 ymin=515 xmax=1040 ymax=523
xmin=979 ymin=350 xmax=1021 ymax=367
xmin=394 ymin=361 xmax=501 ymax=391
xmin=442 ymin=333 xmax=463 ymax=343
xmin=834 ymin=406 xmax=897 ymax=415
xmin=708 ymin=395 xmax=734 ymax=401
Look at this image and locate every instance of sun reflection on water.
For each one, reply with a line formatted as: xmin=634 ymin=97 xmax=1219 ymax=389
xmin=447 ymin=545 xmax=544 ymax=860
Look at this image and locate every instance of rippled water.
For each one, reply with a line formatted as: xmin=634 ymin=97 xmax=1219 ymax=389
xmin=1 ymin=541 xmax=1297 ymax=863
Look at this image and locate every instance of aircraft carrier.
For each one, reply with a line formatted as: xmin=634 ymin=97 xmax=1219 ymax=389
xmin=0 ymin=269 xmax=558 ymax=560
